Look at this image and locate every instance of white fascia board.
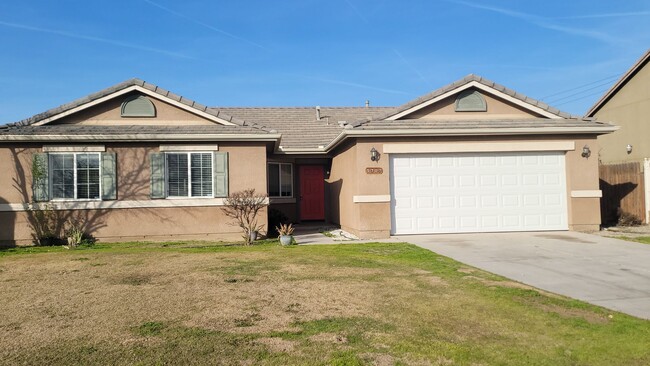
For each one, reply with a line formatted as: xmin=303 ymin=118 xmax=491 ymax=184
xmin=323 ymin=126 xmax=618 ymax=152
xmin=383 ymin=141 xmax=575 ymax=154
xmin=386 ymin=81 xmax=563 ymax=120
xmin=31 ymin=85 xmax=236 ymax=126
xmin=0 ymin=134 xmax=282 ymax=142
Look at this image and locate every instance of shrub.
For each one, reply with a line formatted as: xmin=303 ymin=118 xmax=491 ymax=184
xmin=617 ymin=209 xmax=642 ymax=227
xmin=223 ymin=189 xmax=268 ymax=245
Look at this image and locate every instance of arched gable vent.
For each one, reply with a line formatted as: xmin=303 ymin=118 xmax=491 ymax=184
xmin=455 ymin=90 xmax=487 ymax=112
xmin=121 ymin=96 xmax=156 ymax=117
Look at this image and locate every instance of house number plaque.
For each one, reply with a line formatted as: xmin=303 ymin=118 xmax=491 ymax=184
xmin=365 ymin=167 xmax=383 ymax=174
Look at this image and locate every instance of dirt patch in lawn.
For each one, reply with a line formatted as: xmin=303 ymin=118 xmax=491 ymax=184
xmin=255 ymin=337 xmax=297 ymax=353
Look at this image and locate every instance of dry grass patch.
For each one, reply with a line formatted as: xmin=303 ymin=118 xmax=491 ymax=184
xmin=0 ymin=241 xmax=649 ymax=365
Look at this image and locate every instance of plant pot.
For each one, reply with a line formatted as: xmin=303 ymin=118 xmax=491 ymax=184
xmin=279 ymin=235 xmax=293 ymax=246
xmin=249 ymin=230 xmax=258 ymax=242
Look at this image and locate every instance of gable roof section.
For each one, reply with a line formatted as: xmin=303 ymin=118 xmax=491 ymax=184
xmin=378 ymin=74 xmax=575 ymax=121
xmin=7 ymin=78 xmax=273 ymax=133
xmin=211 ymin=106 xmax=396 ymax=151
xmin=586 ymin=49 xmax=650 ymax=117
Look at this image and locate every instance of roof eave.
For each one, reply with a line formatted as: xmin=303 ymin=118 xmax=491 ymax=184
xmin=324 ymin=126 xmax=619 ymax=152
xmin=0 ymin=133 xmax=282 ymax=142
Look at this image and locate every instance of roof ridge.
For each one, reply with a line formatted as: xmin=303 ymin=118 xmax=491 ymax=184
xmin=7 ymin=78 xmax=274 ymax=134
xmin=365 ymin=74 xmax=576 ymax=125
xmin=586 ymin=48 xmax=650 ymax=117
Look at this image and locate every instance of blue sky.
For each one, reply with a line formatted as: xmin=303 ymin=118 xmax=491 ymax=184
xmin=1 ymin=0 xmax=649 ymax=123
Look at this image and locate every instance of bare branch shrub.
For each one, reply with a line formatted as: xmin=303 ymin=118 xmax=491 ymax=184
xmin=223 ymin=189 xmax=268 ymax=245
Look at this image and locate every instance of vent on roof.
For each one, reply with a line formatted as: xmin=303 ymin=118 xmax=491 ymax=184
xmin=455 ymin=90 xmax=487 ymax=112
xmin=121 ymin=95 xmax=156 ymax=117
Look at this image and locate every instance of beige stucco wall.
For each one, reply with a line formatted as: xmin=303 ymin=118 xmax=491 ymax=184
xmin=328 ymin=135 xmax=602 ymax=239
xmin=0 ymin=142 xmax=268 ymax=245
xmin=595 ymin=60 xmax=650 ymax=164
xmin=404 ymin=89 xmax=545 ymax=120
xmin=52 ymin=91 xmax=213 ymax=126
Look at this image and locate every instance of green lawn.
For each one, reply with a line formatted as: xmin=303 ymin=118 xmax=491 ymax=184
xmin=0 ymin=241 xmax=649 ymax=365
xmin=616 ymin=236 xmax=650 ymax=245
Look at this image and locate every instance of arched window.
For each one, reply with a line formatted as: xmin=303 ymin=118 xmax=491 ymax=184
xmin=121 ymin=96 xmax=156 ymax=117
xmin=455 ymin=90 xmax=487 ymax=112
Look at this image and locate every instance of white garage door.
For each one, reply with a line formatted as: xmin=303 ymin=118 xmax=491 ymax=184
xmin=390 ymin=152 xmax=568 ymax=234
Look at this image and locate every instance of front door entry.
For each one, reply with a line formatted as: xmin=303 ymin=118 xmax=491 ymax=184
xmin=299 ymin=165 xmax=325 ymax=221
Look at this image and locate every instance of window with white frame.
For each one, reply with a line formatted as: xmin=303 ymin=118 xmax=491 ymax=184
xmin=268 ymin=163 xmax=292 ymax=197
xmin=50 ymin=153 xmax=101 ymax=200
xmin=165 ymin=152 xmax=213 ymax=197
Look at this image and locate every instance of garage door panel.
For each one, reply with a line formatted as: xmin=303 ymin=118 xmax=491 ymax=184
xmin=390 ymin=152 xmax=568 ymax=234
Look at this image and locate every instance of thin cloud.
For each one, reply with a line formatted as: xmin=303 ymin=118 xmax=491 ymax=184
xmin=393 ymin=49 xmax=432 ymax=88
xmin=554 ymin=11 xmax=650 ymax=19
xmin=298 ymin=75 xmax=410 ymax=95
xmin=0 ymin=20 xmax=193 ymax=59
xmin=141 ymin=0 xmax=268 ymax=51
xmin=343 ymin=0 xmax=369 ymax=24
xmin=445 ymin=0 xmax=626 ymax=45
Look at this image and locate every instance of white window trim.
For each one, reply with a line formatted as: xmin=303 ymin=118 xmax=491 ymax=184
xmin=159 ymin=144 xmax=219 ymax=152
xmin=268 ymin=162 xmax=294 ymax=198
xmin=49 ymin=152 xmax=102 ymax=201
xmin=164 ymin=151 xmax=214 ymax=199
xmin=43 ymin=145 xmax=105 ymax=152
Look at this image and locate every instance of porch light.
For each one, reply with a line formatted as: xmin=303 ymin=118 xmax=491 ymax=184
xmin=370 ymin=147 xmax=380 ymax=162
xmin=626 ymin=144 xmax=633 ymax=154
xmin=581 ymin=145 xmax=591 ymax=158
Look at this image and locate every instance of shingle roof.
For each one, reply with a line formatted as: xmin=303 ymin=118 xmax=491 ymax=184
xmin=586 ymin=48 xmax=650 ymax=117
xmin=8 ymin=78 xmax=273 ymax=133
xmin=0 ymin=76 xmax=614 ymax=150
xmin=372 ymin=74 xmax=577 ymax=122
xmin=211 ymin=107 xmax=396 ymax=149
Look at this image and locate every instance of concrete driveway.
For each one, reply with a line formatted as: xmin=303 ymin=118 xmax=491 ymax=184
xmin=396 ymin=231 xmax=650 ymax=320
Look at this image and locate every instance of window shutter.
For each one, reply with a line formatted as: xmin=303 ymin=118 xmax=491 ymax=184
xmin=213 ymin=152 xmax=228 ymax=197
xmin=150 ymin=152 xmax=166 ymax=199
xmin=101 ymin=152 xmax=117 ymax=200
xmin=32 ymin=153 xmax=49 ymax=202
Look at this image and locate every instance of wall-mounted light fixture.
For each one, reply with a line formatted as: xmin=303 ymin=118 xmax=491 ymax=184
xmin=370 ymin=147 xmax=380 ymax=162
xmin=581 ymin=145 xmax=591 ymax=158
xmin=626 ymin=144 xmax=633 ymax=154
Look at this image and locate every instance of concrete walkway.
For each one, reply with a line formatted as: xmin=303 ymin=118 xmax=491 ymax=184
xmin=396 ymin=231 xmax=650 ymax=320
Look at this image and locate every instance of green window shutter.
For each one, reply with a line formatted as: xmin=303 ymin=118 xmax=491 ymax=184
xmin=150 ymin=152 xmax=166 ymax=199
xmin=213 ymin=152 xmax=229 ymax=197
xmin=101 ymin=152 xmax=117 ymax=200
xmin=32 ymin=153 xmax=49 ymax=202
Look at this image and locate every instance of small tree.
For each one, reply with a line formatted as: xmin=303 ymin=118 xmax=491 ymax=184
xmin=223 ymin=189 xmax=267 ymax=245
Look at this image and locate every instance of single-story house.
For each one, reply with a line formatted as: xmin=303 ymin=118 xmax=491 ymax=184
xmin=586 ymin=48 xmax=650 ymax=224
xmin=0 ymin=75 xmax=616 ymax=245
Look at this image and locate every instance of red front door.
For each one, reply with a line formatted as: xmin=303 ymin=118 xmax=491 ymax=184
xmin=299 ymin=165 xmax=325 ymax=221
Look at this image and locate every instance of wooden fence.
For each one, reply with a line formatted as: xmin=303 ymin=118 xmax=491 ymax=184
xmin=599 ymin=162 xmax=646 ymax=225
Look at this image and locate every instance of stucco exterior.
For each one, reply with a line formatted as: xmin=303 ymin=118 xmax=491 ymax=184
xmin=0 ymin=76 xmax=614 ymax=245
xmin=593 ymin=57 xmax=650 ymax=164
xmin=0 ymin=141 xmax=268 ymax=245
xmin=326 ymin=135 xmax=602 ymax=238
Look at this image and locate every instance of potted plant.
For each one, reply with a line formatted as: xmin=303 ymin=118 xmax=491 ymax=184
xmin=276 ymin=223 xmax=295 ymax=246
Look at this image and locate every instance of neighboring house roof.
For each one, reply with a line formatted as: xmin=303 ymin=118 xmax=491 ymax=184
xmin=585 ymin=49 xmax=650 ymax=117
xmin=377 ymin=74 xmax=577 ymax=121
xmin=212 ymin=107 xmax=396 ymax=150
